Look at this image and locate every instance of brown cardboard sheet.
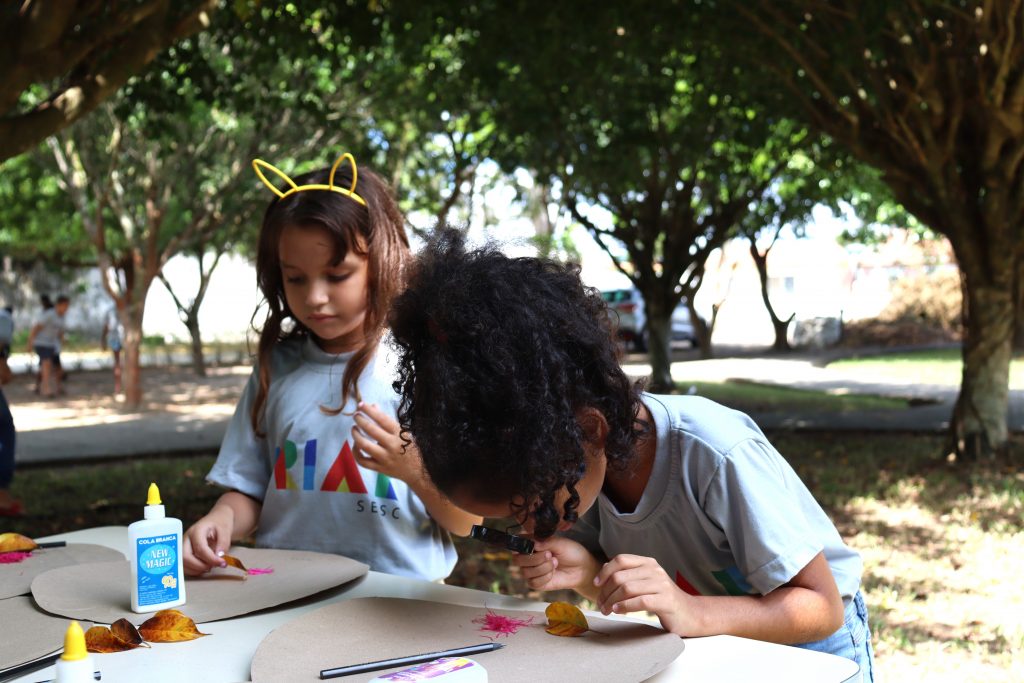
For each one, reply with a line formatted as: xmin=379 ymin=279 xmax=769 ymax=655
xmin=30 ymin=546 xmax=368 ymax=624
xmin=0 ymin=595 xmax=92 ymax=674
xmin=250 ymin=597 xmax=685 ymax=683
xmin=0 ymin=543 xmax=125 ymax=599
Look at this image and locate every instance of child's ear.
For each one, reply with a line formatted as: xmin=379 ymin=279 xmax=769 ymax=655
xmin=576 ymin=407 xmax=609 ymax=448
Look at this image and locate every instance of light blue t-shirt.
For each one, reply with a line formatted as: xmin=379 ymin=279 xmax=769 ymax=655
xmin=568 ymin=393 xmax=862 ymax=603
xmin=207 ymin=336 xmax=457 ymax=581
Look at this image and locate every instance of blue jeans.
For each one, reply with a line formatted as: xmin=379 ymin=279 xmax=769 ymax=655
xmin=0 ymin=390 xmax=14 ymax=489
xmin=795 ymin=590 xmax=875 ymax=682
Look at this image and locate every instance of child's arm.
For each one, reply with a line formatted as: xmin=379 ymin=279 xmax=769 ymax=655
xmin=593 ymin=551 xmax=844 ymax=644
xmin=0 ymin=356 xmax=11 ymax=385
xmin=26 ymin=322 xmax=41 ymax=350
xmin=352 ymin=402 xmax=481 ymax=536
xmin=182 ymin=491 xmax=261 ymax=576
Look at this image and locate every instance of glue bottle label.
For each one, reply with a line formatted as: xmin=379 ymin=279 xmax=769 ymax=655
xmin=135 ymin=533 xmax=180 ymax=606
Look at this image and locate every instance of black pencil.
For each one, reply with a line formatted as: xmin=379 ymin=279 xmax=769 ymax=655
xmin=319 ymin=642 xmax=503 ymax=679
xmin=36 ymin=541 xmax=67 ymax=549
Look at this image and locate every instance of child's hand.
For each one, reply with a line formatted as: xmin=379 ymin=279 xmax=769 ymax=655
xmin=351 ymin=402 xmax=420 ymax=483
xmin=182 ymin=507 xmax=233 ymax=576
xmin=593 ymin=554 xmax=695 ymax=635
xmin=513 ymin=536 xmax=602 ymax=594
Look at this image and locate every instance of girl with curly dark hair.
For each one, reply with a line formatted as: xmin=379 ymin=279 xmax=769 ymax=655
xmin=182 ymin=155 xmax=478 ymax=583
xmin=389 ymin=229 xmax=873 ymax=679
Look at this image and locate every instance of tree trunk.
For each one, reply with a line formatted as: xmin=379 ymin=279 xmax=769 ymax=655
xmin=123 ymin=302 xmax=145 ymax=408
xmin=1013 ymin=254 xmax=1024 ymax=351
xmin=646 ymin=312 xmax=674 ymax=393
xmin=686 ymin=297 xmax=714 ymax=360
xmin=749 ymin=239 xmax=794 ymax=352
xmin=186 ymin=313 xmax=206 ymax=377
xmin=950 ymin=280 xmax=1013 ymax=460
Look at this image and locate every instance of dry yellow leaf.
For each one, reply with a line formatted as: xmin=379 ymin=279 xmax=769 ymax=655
xmin=111 ymin=618 xmax=149 ymax=649
xmin=85 ymin=625 xmax=143 ymax=654
xmin=138 ymin=609 xmax=209 ymax=642
xmin=545 ymin=601 xmax=589 ymax=637
xmin=222 ymin=554 xmax=248 ymax=572
xmin=0 ymin=532 xmax=38 ymax=553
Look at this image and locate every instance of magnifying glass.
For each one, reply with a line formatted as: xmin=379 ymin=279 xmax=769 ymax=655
xmin=468 ymin=524 xmax=535 ymax=555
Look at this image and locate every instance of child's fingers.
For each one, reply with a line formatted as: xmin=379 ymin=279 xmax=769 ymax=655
xmin=351 ymin=430 xmax=388 ymax=471
xmin=593 ymin=553 xmax=647 ymax=587
xmin=356 ymin=402 xmax=399 ymax=432
xmin=353 ymin=411 xmax=398 ymax=447
xmin=514 ymin=550 xmax=554 ymax=575
xmin=602 ymin=588 xmax=666 ymax=617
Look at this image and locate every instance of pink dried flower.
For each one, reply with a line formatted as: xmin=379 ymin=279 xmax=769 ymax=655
xmin=472 ymin=609 xmax=534 ymax=639
xmin=0 ymin=551 xmax=32 ymax=564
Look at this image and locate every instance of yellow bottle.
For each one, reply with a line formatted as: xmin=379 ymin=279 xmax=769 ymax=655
xmin=54 ymin=621 xmax=94 ymax=683
xmin=128 ymin=482 xmax=186 ymax=613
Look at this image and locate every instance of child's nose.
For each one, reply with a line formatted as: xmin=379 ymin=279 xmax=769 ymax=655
xmin=306 ymin=280 xmax=329 ymax=307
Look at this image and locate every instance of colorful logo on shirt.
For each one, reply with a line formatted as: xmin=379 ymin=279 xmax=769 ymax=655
xmin=711 ymin=566 xmax=755 ymax=596
xmin=675 ymin=571 xmax=702 ymax=596
xmin=675 ymin=566 xmax=755 ymax=597
xmin=273 ymin=438 xmax=397 ymax=499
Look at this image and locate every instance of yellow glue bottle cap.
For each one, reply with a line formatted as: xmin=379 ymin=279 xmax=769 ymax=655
xmin=61 ymin=621 xmax=88 ymax=661
xmin=144 ymin=482 xmax=166 ymax=520
xmin=147 ymin=482 xmax=162 ymax=505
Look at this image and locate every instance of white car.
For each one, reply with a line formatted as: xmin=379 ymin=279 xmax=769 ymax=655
xmin=601 ymin=288 xmax=698 ymax=351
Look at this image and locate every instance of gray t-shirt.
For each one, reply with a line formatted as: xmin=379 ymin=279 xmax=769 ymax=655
xmin=32 ymin=308 xmax=63 ymax=348
xmin=207 ymin=337 xmax=457 ymax=581
xmin=569 ymin=394 xmax=862 ymax=603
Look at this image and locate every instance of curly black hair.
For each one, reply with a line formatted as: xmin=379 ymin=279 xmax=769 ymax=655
xmin=389 ymin=228 xmax=645 ymax=539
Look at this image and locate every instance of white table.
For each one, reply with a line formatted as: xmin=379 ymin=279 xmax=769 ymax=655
xmin=10 ymin=527 xmax=860 ymax=683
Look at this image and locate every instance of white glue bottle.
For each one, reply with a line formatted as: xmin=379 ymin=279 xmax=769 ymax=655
xmin=54 ymin=620 xmax=94 ymax=683
xmin=128 ymin=482 xmax=186 ymax=613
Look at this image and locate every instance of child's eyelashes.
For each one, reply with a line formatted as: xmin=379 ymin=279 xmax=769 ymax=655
xmin=327 ymin=274 xmax=350 ymax=283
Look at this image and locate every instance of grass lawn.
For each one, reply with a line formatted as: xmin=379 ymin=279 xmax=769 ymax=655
xmin=830 ymin=348 xmax=1024 ymax=388
xmin=6 ymin=434 xmax=1021 ymax=681
xmin=683 ymin=380 xmax=908 ymax=413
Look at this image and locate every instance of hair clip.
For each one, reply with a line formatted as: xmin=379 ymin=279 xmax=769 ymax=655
xmin=469 ymin=524 xmax=535 ymax=555
xmin=251 ymin=152 xmax=367 ymax=206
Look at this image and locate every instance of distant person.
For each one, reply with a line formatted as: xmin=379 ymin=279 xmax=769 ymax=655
xmin=27 ymin=294 xmax=69 ymax=398
xmin=101 ymin=301 xmax=125 ymax=395
xmin=387 ymin=230 xmax=874 ymax=679
xmin=0 ymin=304 xmax=21 ymax=516
xmin=182 ymin=152 xmax=479 ymax=581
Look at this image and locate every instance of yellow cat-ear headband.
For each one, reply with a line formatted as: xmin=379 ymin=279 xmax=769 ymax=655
xmin=251 ymin=152 xmax=367 ymax=206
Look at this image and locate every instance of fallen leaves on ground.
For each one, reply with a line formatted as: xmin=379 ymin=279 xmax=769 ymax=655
xmin=138 ymin=609 xmax=209 ymax=642
xmin=0 ymin=532 xmax=37 ymax=553
xmin=545 ymin=601 xmax=590 ymax=637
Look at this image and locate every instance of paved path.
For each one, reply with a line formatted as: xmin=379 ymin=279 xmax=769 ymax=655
xmin=8 ymin=345 xmax=1020 ymax=465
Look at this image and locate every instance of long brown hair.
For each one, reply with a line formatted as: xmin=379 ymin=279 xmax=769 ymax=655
xmin=250 ymin=161 xmax=409 ymax=435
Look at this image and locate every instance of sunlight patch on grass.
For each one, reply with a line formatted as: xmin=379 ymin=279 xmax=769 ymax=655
xmin=676 ymin=380 xmax=907 ymax=414
xmin=830 ymin=348 xmax=1024 ymax=389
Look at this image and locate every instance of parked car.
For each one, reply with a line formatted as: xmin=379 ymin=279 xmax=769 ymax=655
xmin=601 ymin=288 xmax=699 ymax=352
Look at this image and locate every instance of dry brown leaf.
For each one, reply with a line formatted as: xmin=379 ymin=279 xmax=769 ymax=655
xmin=545 ymin=601 xmax=589 ymax=637
xmin=138 ymin=609 xmax=209 ymax=643
xmin=85 ymin=625 xmax=143 ymax=654
xmin=222 ymin=554 xmax=248 ymax=572
xmin=111 ymin=618 xmax=149 ymax=649
xmin=0 ymin=532 xmax=38 ymax=553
